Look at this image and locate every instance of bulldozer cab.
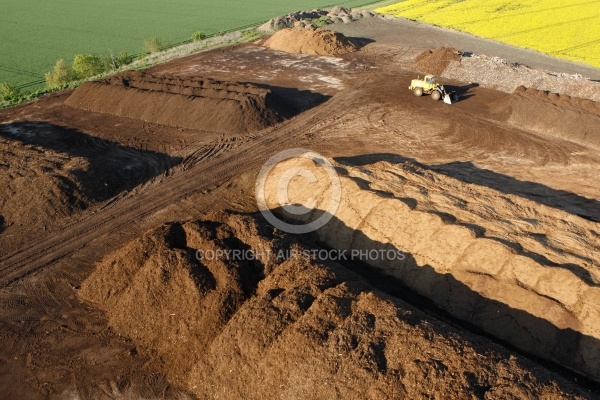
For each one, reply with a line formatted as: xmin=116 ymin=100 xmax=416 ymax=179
xmin=424 ymin=75 xmax=436 ymax=85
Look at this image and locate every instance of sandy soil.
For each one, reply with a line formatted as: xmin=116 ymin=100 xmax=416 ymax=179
xmin=263 ymin=28 xmax=358 ymax=56
xmin=0 ymin=16 xmax=599 ymax=399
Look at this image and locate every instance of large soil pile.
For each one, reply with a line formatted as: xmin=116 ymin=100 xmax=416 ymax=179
xmin=79 ymin=211 xmax=589 ymax=399
xmin=412 ymin=47 xmax=460 ymax=75
xmin=493 ymin=86 xmax=600 ymax=148
xmin=65 ymin=71 xmax=289 ymax=134
xmin=263 ymin=28 xmax=358 ymax=56
xmin=260 ymin=156 xmax=600 ymax=381
xmin=0 ymin=121 xmax=177 ymax=255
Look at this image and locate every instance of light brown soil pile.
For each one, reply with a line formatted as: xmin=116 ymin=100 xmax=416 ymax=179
xmin=65 ymin=71 xmax=289 ymax=134
xmin=263 ymin=28 xmax=358 ymax=56
xmin=493 ymin=86 xmax=600 ymax=148
xmin=80 ymin=211 xmax=591 ymax=399
xmin=413 ymin=47 xmax=460 ymax=75
xmin=262 ymin=156 xmax=600 ymax=382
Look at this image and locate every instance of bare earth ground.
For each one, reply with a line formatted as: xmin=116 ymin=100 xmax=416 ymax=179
xmin=0 ymin=16 xmax=599 ymax=399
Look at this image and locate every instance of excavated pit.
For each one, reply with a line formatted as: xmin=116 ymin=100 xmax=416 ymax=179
xmin=65 ymin=71 xmax=292 ymax=134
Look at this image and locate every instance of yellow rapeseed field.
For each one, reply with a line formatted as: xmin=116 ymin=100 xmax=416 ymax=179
xmin=376 ymin=0 xmax=600 ymax=68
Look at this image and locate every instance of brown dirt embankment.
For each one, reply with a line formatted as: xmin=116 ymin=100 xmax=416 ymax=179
xmin=79 ymin=211 xmax=590 ymax=399
xmin=493 ymin=86 xmax=600 ymax=148
xmin=263 ymin=28 xmax=358 ymax=56
xmin=261 ymin=156 xmax=600 ymax=382
xmin=65 ymin=71 xmax=289 ymax=134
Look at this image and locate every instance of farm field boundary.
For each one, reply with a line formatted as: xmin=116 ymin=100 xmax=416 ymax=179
xmin=0 ymin=0 xmax=378 ymax=90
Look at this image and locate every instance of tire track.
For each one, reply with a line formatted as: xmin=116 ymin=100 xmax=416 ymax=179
xmin=0 ymin=110 xmax=315 ymax=287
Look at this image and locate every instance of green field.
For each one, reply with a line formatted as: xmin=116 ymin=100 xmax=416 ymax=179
xmin=0 ymin=0 xmax=373 ymax=90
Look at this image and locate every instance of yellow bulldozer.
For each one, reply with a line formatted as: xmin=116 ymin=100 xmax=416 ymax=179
xmin=409 ymin=75 xmax=458 ymax=104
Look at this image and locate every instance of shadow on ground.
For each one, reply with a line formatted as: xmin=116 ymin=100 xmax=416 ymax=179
xmin=348 ymin=36 xmax=376 ymax=49
xmin=0 ymin=121 xmax=182 ymax=202
xmin=445 ymin=82 xmax=479 ymax=102
xmin=240 ymin=83 xmax=332 ymax=115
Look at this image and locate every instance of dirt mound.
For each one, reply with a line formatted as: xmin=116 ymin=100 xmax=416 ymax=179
xmin=413 ymin=47 xmax=460 ymax=75
xmin=492 ymin=86 xmax=600 ymax=148
xmin=263 ymin=28 xmax=358 ymax=56
xmin=79 ymin=218 xmax=263 ymax=382
xmin=0 ymin=121 xmax=177 ymax=256
xmin=0 ymin=130 xmax=88 ymax=248
xmin=79 ymin=211 xmax=592 ymax=398
xmin=260 ymin=156 xmax=600 ymax=381
xmin=65 ymin=71 xmax=289 ymax=134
